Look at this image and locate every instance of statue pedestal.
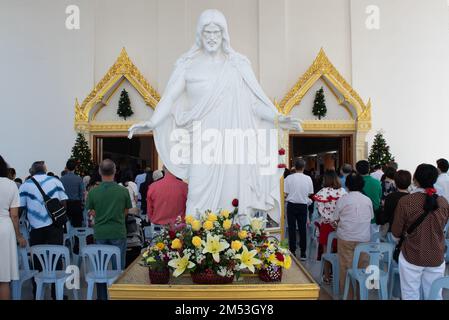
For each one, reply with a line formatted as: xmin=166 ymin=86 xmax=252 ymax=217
xmin=109 ymin=255 xmax=320 ymax=300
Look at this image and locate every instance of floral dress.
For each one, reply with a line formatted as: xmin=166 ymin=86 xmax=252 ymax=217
xmin=313 ymin=187 xmax=347 ymax=246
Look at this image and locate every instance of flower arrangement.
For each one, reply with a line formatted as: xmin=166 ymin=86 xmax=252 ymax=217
xmin=142 ymin=238 xmax=171 ymax=284
xmin=142 ymin=199 xmax=292 ymax=284
xmin=240 ymin=216 xmax=292 ymax=282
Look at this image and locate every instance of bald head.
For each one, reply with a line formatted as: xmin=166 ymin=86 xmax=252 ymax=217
xmin=99 ymin=159 xmax=116 ymax=178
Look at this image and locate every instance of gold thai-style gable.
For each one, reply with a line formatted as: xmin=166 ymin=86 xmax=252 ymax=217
xmin=74 ymin=48 xmax=160 ymax=132
xmin=280 ymin=48 xmax=371 ymax=133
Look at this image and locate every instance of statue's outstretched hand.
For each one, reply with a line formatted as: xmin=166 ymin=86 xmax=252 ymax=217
xmin=278 ymin=115 xmax=303 ymax=132
xmin=128 ymin=121 xmax=153 ymax=139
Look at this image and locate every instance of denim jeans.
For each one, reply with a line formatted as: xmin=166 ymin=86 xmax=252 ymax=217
xmin=95 ymin=238 xmax=127 ymax=300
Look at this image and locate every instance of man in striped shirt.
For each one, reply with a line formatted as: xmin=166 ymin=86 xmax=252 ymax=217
xmin=19 ymin=161 xmax=68 ymax=299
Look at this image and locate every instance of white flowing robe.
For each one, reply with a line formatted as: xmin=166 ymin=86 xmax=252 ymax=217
xmin=153 ymin=53 xmax=283 ymax=224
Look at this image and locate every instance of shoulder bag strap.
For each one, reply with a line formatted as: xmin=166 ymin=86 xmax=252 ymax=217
xmin=30 ymin=177 xmax=51 ymax=202
xmin=397 ymin=209 xmax=432 ymax=249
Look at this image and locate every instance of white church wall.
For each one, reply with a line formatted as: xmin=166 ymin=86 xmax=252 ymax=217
xmin=285 ymin=0 xmax=352 ymax=100
xmin=94 ymin=0 xmax=158 ymax=90
xmin=0 ymin=0 xmax=95 ymax=178
xmin=351 ymin=0 xmax=449 ymax=171
xmin=93 ymin=81 xmax=155 ymax=122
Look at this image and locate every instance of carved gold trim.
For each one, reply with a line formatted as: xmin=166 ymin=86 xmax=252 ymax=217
xmin=301 ymin=120 xmax=356 ymax=131
xmin=87 ymin=121 xmax=136 ymax=133
xmin=280 ymin=48 xmax=371 ymax=132
xmin=74 ymin=48 xmax=160 ymax=131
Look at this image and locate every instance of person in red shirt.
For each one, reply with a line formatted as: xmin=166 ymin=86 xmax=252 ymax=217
xmin=146 ymin=166 xmax=188 ymax=225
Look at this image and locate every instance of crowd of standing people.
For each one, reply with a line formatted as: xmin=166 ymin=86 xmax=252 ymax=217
xmin=2 ymin=151 xmax=449 ymax=300
xmin=0 ymin=154 xmax=187 ymax=300
xmin=284 ymin=158 xmax=449 ymax=300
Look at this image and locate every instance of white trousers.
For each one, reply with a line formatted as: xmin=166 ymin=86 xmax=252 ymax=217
xmin=399 ymin=252 xmax=445 ymax=300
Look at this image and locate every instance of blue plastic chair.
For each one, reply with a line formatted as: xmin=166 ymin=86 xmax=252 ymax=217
xmin=82 ymin=245 xmax=122 ymax=300
xmin=383 ymin=232 xmax=400 ymax=298
xmin=444 ymin=239 xmax=449 ymax=263
xmin=71 ymin=227 xmax=94 ymax=267
xmin=319 ymin=231 xmax=339 ymax=298
xmin=306 ymin=203 xmax=320 ymax=260
xmin=343 ymin=242 xmax=394 ymax=300
xmin=31 ymin=245 xmax=78 ymax=300
xmin=428 ymin=276 xmax=449 ymax=300
xmin=371 ymin=232 xmax=381 ymax=243
xmin=11 ymin=247 xmax=38 ymax=300
xmin=63 ymin=221 xmax=74 ymax=251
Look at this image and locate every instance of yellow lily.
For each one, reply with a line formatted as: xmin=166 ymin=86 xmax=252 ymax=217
xmin=168 ymin=254 xmax=195 ymax=277
xmin=202 ymin=234 xmax=230 ymax=263
xmin=235 ymin=245 xmax=262 ymax=273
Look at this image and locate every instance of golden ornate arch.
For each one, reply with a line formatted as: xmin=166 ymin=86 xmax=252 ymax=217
xmin=279 ymin=48 xmax=372 ymax=161
xmin=74 ymin=48 xmax=160 ymax=133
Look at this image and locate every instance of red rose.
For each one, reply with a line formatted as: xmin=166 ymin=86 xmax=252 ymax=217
xmin=278 ymin=148 xmax=286 ymax=155
xmin=275 ymin=252 xmax=285 ymax=262
xmin=278 ymin=164 xmax=286 ymax=169
xmin=232 ymin=199 xmax=239 ymax=207
xmin=168 ymin=230 xmax=176 ymax=240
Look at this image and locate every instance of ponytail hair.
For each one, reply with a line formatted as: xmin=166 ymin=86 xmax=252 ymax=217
xmin=424 ymin=191 xmax=439 ymax=212
xmin=414 ymin=164 xmax=440 ymax=212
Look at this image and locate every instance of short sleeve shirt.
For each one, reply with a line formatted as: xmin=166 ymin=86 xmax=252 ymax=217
xmin=284 ymin=173 xmax=314 ymax=205
xmin=19 ymin=174 xmax=68 ymax=229
xmin=87 ymin=182 xmax=132 ymax=240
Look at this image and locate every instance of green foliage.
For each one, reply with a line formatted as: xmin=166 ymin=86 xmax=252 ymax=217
xmin=70 ymin=133 xmax=94 ymax=177
xmin=312 ymin=87 xmax=327 ymax=120
xmin=117 ymin=89 xmax=134 ymax=120
xmin=368 ymin=131 xmax=395 ymax=168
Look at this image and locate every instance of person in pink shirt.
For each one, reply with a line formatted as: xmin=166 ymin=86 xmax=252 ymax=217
xmin=146 ymin=166 xmax=188 ymax=225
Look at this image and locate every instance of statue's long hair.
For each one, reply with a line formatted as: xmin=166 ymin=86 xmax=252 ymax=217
xmin=180 ymin=9 xmax=236 ymax=61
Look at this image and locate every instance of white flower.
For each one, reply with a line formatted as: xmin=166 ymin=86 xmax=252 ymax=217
xmin=202 ymin=233 xmax=230 ymax=263
xmin=168 ymin=253 xmax=195 ymax=277
xmin=217 ymin=267 xmax=227 ymax=277
xmin=250 ymin=217 xmax=265 ymax=233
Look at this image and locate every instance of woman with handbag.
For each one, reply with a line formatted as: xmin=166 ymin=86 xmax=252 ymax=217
xmin=392 ymin=164 xmax=449 ymax=300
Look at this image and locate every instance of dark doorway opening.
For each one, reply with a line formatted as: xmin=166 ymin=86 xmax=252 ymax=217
xmin=93 ymin=135 xmax=158 ymax=174
xmin=289 ymin=135 xmax=353 ymax=175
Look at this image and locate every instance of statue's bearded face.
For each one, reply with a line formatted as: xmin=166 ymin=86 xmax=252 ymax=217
xmin=201 ymin=23 xmax=223 ymax=53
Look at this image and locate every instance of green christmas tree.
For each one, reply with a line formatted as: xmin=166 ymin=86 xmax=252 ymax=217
xmin=70 ymin=133 xmax=94 ymax=177
xmin=117 ymin=89 xmax=133 ymax=120
xmin=368 ymin=131 xmax=395 ymax=168
xmin=312 ymin=87 xmax=327 ymax=120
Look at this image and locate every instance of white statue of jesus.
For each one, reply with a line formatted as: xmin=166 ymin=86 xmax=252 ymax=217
xmin=129 ymin=9 xmax=301 ymax=225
